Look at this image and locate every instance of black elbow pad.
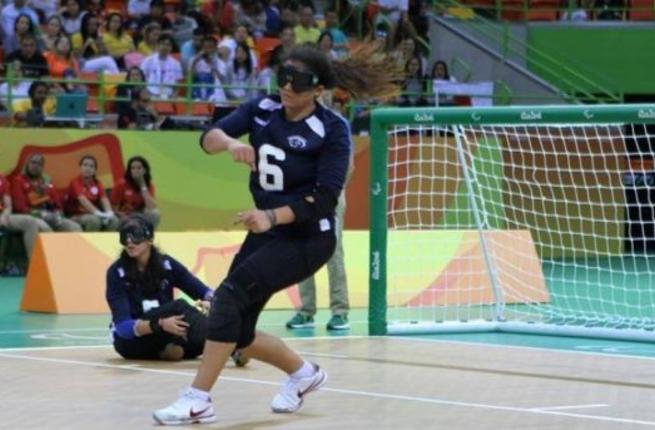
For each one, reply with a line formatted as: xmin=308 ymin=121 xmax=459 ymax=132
xmin=288 ymin=185 xmax=339 ymax=224
xmin=198 ymin=127 xmax=213 ymax=154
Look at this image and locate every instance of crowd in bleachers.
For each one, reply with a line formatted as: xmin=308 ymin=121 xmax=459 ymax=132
xmin=0 ymin=0 xmax=459 ymax=128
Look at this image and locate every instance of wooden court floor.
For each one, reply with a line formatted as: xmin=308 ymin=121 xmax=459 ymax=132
xmin=2 ymin=336 xmax=655 ymax=429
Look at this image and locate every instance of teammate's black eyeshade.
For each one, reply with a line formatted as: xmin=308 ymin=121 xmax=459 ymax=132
xmin=119 ymin=216 xmax=153 ymax=246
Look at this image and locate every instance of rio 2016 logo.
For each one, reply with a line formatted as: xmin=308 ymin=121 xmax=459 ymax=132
xmin=520 ymin=111 xmax=542 ymax=121
xmin=414 ymin=113 xmax=434 ymax=122
xmin=638 ymin=109 xmax=655 ymax=120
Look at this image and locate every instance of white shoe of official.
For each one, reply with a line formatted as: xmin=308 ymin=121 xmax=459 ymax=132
xmin=270 ymin=363 xmax=328 ymax=413
xmin=153 ymin=388 xmax=216 ymax=426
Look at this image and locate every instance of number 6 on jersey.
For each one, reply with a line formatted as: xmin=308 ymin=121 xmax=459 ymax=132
xmin=258 ymin=143 xmax=286 ymax=191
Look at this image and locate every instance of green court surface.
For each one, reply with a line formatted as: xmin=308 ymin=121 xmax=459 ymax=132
xmin=4 ymin=277 xmax=655 ymax=360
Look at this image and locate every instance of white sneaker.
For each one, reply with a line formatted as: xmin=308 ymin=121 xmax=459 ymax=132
xmin=270 ymin=363 xmax=328 ymax=413
xmin=153 ymin=388 xmax=216 ymax=426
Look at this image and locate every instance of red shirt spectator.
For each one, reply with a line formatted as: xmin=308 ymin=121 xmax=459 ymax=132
xmin=110 ymin=178 xmax=156 ymax=215
xmin=11 ymin=172 xmax=63 ymax=214
xmin=65 ymin=175 xmax=108 ymax=215
xmin=0 ymin=175 xmax=8 ymax=212
xmin=202 ymin=0 xmax=235 ymax=33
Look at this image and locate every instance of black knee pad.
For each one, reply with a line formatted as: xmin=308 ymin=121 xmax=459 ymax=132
xmin=206 ymin=283 xmax=246 ymax=342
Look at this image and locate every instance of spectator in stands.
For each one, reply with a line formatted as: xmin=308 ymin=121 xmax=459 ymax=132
xmin=12 ymin=81 xmax=55 ymax=127
xmin=263 ymin=0 xmax=282 ymax=36
xmin=44 ymin=34 xmax=81 ymax=83
xmin=42 ymin=15 xmax=64 ymax=52
xmin=226 ymin=42 xmax=256 ymax=102
xmin=236 ymin=0 xmax=266 ymax=38
xmin=85 ymin=0 xmax=106 ymax=23
xmin=140 ymin=34 xmax=183 ymax=100
xmin=595 ymin=0 xmax=625 ymax=19
xmin=392 ymin=36 xmax=424 ymax=74
xmin=189 ymin=35 xmax=229 ymax=103
xmin=65 ymin=155 xmax=119 ymax=231
xmin=5 ymin=33 xmax=49 ymax=79
xmin=372 ymin=22 xmax=394 ymax=52
xmin=59 ymin=0 xmax=86 ymax=35
xmin=29 ymin=0 xmax=58 ymax=22
xmin=117 ymin=87 xmax=160 ymax=130
xmin=128 ymin=0 xmax=151 ymax=21
xmin=137 ymin=22 xmax=162 ymax=56
xmin=398 ymin=55 xmax=427 ymax=107
xmin=218 ymin=24 xmax=257 ymax=68
xmin=11 ymin=153 xmax=81 ymax=232
xmin=72 ymin=13 xmax=120 ymax=74
xmin=255 ymin=44 xmax=282 ymax=96
xmin=0 ymin=174 xmax=51 ymax=259
xmin=136 ymin=0 xmax=172 ymax=34
xmin=103 ymin=12 xmax=135 ymax=70
xmin=429 ymin=59 xmax=456 ymax=105
xmin=0 ymin=61 xmax=31 ymax=106
xmin=1 ymin=0 xmax=38 ymax=48
xmin=60 ymin=67 xmax=88 ymax=94
xmin=270 ymin=25 xmax=295 ymax=64
xmin=106 ymin=214 xmax=213 ymax=361
xmin=201 ymin=0 xmax=235 ymax=35
xmin=180 ymin=27 xmax=204 ymax=71
xmin=279 ymin=5 xmax=298 ymax=28
xmin=407 ymin=0 xmax=428 ymax=41
xmin=111 ymin=155 xmax=160 ymax=227
xmin=374 ymin=0 xmax=409 ymax=32
xmin=317 ymin=31 xmax=339 ymax=60
xmin=294 ymin=5 xmax=320 ymax=44
xmin=324 ymin=10 xmax=348 ymax=57
xmin=3 ymin=13 xmax=41 ymax=55
xmin=116 ymin=66 xmax=146 ymax=112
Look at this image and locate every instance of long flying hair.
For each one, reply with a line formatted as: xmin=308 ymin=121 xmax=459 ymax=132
xmin=285 ymin=42 xmax=404 ymax=100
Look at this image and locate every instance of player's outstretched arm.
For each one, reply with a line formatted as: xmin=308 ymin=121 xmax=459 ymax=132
xmin=201 ymin=128 xmax=255 ymax=171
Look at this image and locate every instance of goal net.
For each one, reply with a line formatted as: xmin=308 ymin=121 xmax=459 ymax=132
xmin=369 ymin=105 xmax=655 ymax=341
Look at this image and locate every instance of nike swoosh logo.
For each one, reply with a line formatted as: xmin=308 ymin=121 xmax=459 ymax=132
xmin=190 ymin=406 xmax=210 ymax=418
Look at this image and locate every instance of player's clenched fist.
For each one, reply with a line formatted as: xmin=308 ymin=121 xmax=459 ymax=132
xmin=236 ymin=209 xmax=272 ymax=233
xmin=228 ymin=141 xmax=256 ymax=171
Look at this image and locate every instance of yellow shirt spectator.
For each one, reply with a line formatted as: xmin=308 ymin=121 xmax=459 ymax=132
xmin=294 ymin=26 xmax=321 ymax=44
xmin=71 ymin=32 xmax=101 ymax=57
xmin=102 ymin=32 xmax=135 ymax=58
xmin=137 ymin=41 xmax=156 ymax=56
xmin=12 ymin=97 xmax=57 ymax=127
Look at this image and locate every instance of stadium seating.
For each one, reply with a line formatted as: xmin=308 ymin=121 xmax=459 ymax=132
xmin=630 ymin=0 xmax=655 ymax=19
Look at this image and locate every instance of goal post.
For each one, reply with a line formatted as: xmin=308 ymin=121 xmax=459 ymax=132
xmin=369 ymin=104 xmax=655 ymax=341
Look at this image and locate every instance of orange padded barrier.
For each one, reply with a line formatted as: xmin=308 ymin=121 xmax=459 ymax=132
xmin=21 ymin=233 xmax=117 ymax=313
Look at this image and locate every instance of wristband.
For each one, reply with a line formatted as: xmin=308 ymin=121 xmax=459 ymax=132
xmin=265 ymin=209 xmax=277 ymax=227
xmin=149 ymin=318 xmax=163 ymax=334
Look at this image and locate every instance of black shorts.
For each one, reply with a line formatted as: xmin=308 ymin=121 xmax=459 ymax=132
xmin=113 ymin=299 xmax=208 ymax=360
xmin=209 ymin=230 xmax=336 ymax=347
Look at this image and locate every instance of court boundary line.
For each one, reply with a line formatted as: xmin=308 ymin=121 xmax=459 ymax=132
xmin=5 ymin=333 xmax=655 ymax=362
xmin=0 ymin=351 xmax=653 ymax=427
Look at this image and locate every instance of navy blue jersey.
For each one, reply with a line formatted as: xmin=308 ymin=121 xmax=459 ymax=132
xmin=213 ymin=95 xmax=352 ymax=234
xmin=106 ymin=255 xmax=212 ymax=339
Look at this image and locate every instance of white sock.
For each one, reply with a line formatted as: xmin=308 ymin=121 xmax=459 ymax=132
xmin=189 ymin=387 xmax=210 ymax=401
xmin=291 ymin=361 xmax=315 ymax=380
